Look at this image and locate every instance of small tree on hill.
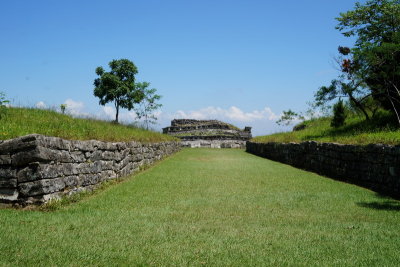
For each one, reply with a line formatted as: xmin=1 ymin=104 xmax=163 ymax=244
xmin=331 ymin=99 xmax=347 ymax=128
xmin=60 ymin=104 xmax=67 ymax=114
xmin=94 ymin=59 xmax=143 ymax=123
xmin=135 ymin=82 xmax=162 ymax=130
xmin=0 ymin=92 xmax=9 ymax=119
xmin=276 ymin=109 xmax=304 ymax=126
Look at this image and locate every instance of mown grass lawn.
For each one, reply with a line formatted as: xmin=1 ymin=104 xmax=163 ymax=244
xmin=1 ymin=149 xmax=400 ymax=266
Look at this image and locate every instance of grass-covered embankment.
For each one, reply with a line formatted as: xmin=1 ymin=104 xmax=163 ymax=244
xmin=1 ymin=149 xmax=399 ymax=265
xmin=0 ymin=107 xmax=177 ymax=143
xmin=253 ymin=112 xmax=400 ymax=145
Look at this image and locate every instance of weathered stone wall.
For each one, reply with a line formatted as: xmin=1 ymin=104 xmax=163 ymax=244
xmin=246 ymin=141 xmax=400 ymax=198
xmin=182 ymin=139 xmax=246 ymax=149
xmin=163 ymin=119 xmax=252 ymax=144
xmin=171 ymin=119 xmax=222 ymax=127
xmin=0 ymin=134 xmax=181 ymax=205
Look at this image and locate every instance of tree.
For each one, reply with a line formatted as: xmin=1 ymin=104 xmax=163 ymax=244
xmin=134 ymin=82 xmax=162 ymax=130
xmin=276 ymin=109 xmax=304 ymax=126
xmin=336 ymin=0 xmax=400 ymax=124
xmin=0 ymin=92 xmax=9 ymax=119
xmin=331 ymin=99 xmax=347 ymax=128
xmin=314 ymin=46 xmax=375 ymax=121
xmin=336 ymin=0 xmax=400 ymax=46
xmin=60 ymin=104 xmax=67 ymax=114
xmin=94 ymin=59 xmax=143 ymax=123
xmin=362 ymin=33 xmax=400 ymax=123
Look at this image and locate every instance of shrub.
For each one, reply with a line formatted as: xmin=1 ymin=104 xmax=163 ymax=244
xmin=60 ymin=104 xmax=67 ymax=114
xmin=0 ymin=92 xmax=9 ymax=119
xmin=331 ymin=99 xmax=346 ymax=128
xmin=292 ymin=122 xmax=307 ymax=132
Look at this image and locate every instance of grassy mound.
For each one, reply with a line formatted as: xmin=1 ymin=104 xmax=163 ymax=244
xmin=252 ymin=111 xmax=400 ymax=145
xmin=0 ymin=107 xmax=177 ymax=143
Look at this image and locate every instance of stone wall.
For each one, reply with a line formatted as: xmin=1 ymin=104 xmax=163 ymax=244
xmin=246 ymin=141 xmax=400 ymax=198
xmin=181 ymin=139 xmax=246 ymax=149
xmin=163 ymin=119 xmax=252 ymax=145
xmin=0 ymin=134 xmax=181 ymax=205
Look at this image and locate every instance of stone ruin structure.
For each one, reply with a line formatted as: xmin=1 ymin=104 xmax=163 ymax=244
xmin=163 ymin=119 xmax=252 ymax=148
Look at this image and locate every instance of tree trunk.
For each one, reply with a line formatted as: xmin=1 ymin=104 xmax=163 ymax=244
xmin=115 ymin=102 xmax=119 ymax=123
xmin=349 ymin=94 xmax=370 ymax=120
xmin=386 ymin=86 xmax=400 ymax=126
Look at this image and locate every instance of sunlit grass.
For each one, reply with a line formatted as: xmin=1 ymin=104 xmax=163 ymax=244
xmin=1 ymin=149 xmax=399 ymax=265
xmin=0 ymin=107 xmax=177 ymax=143
xmin=252 ymin=111 xmax=400 ymax=145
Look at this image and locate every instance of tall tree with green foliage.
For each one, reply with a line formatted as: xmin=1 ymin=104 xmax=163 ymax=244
xmin=336 ymin=0 xmax=400 ymax=123
xmin=134 ymin=82 xmax=162 ymax=130
xmin=314 ymin=46 xmax=373 ymax=121
xmin=94 ymin=59 xmax=143 ymax=123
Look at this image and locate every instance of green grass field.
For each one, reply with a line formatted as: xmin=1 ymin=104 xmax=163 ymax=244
xmin=252 ymin=112 xmax=400 ymax=145
xmin=0 ymin=107 xmax=176 ymax=142
xmin=1 ymin=149 xmax=399 ymax=266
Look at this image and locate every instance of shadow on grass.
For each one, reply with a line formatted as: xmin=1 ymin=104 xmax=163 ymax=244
xmin=356 ymin=201 xmax=400 ymax=211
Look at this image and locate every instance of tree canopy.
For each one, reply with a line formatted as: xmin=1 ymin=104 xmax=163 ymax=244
xmin=314 ymin=0 xmax=400 ymax=125
xmin=134 ymin=82 xmax=162 ymax=130
xmin=336 ymin=0 xmax=400 ymax=45
xmin=94 ymin=59 xmax=143 ymax=123
xmin=336 ymin=0 xmax=400 ymax=123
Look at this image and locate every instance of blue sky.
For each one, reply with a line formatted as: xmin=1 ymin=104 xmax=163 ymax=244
xmin=1 ymin=0 xmax=362 ymax=136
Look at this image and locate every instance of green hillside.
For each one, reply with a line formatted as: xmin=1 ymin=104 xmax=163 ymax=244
xmin=252 ymin=112 xmax=400 ymax=145
xmin=0 ymin=107 xmax=177 ymax=143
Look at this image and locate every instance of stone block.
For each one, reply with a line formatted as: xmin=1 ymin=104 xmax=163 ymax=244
xmin=0 ymin=168 xmax=16 ymax=179
xmin=102 ymin=160 xmax=115 ymax=170
xmin=12 ymin=147 xmax=74 ymax=166
xmin=100 ymin=170 xmax=117 ymax=181
xmin=0 ymin=155 xmax=11 ymax=165
xmin=389 ymin=166 xmax=399 ymax=177
xmin=19 ymin=177 xmax=66 ymax=196
xmin=72 ymin=140 xmax=95 ymax=151
xmin=64 ymin=175 xmax=80 ymax=188
xmin=80 ymin=173 xmax=102 ymax=186
xmin=86 ymin=150 xmax=103 ymax=161
xmin=92 ymin=140 xmax=107 ymax=150
xmin=37 ymin=136 xmax=72 ymax=150
xmin=0 ymin=177 xmax=17 ymax=188
xmin=17 ymin=166 xmax=38 ymax=183
xmin=0 ymin=188 xmax=18 ymax=201
xmin=70 ymin=151 xmax=86 ymax=163
xmin=0 ymin=137 xmax=37 ymax=154
xmin=102 ymin=151 xmax=119 ymax=161
xmin=104 ymin=142 xmax=119 ymax=151
xmin=17 ymin=163 xmax=78 ymax=182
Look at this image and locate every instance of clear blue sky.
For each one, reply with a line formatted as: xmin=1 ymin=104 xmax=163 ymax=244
xmin=1 ymin=0 xmax=362 ymax=136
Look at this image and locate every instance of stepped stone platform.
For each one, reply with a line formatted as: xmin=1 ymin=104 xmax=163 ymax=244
xmin=163 ymin=119 xmax=252 ymax=148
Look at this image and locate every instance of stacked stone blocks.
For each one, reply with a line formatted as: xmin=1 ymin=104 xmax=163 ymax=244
xmin=0 ymin=134 xmax=181 ymax=205
xmin=163 ymin=119 xmax=252 ymax=148
xmin=246 ymin=141 xmax=400 ymax=198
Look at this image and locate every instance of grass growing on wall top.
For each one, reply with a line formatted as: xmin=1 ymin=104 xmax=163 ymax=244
xmin=0 ymin=107 xmax=177 ymax=143
xmin=0 ymin=149 xmax=399 ymax=265
xmin=252 ymin=111 xmax=400 ymax=145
